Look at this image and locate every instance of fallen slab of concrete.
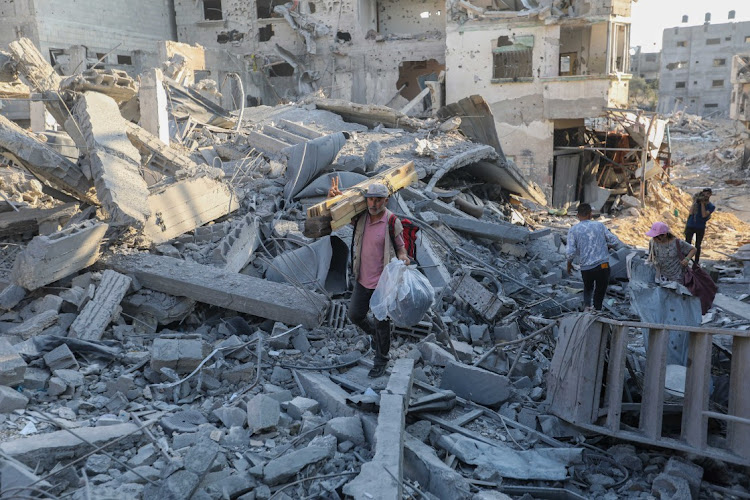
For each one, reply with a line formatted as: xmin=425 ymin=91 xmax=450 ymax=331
xmin=0 ymin=203 xmax=79 ymax=239
xmin=73 ymin=91 xmax=151 ymax=228
xmin=295 ymin=371 xmax=356 ymax=417
xmin=102 ymin=253 xmax=328 ymax=328
xmin=10 ymin=220 xmax=109 ymax=291
xmin=0 ymin=114 xmax=98 ymax=205
xmin=69 ymin=270 xmax=132 ymax=341
xmin=404 ymin=434 xmax=472 ymax=499
xmin=215 ymin=213 xmax=260 ymax=273
xmin=344 ymin=358 xmax=414 ymax=499
xmin=312 ymin=97 xmax=425 ymax=131
xmin=713 ymin=293 xmax=750 ymax=321
xmin=0 ymin=422 xmax=143 ymax=470
xmin=142 ymin=176 xmax=240 ymax=244
xmin=424 ymin=145 xmax=498 ymax=192
xmin=440 ymin=215 xmax=529 ymax=244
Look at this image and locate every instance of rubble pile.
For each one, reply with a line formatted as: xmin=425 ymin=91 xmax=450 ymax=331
xmin=0 ymin=37 xmax=749 ymax=500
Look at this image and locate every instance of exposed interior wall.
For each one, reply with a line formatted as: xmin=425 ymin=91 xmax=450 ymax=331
xmin=396 ymin=59 xmax=444 ymax=99
xmin=34 ymin=0 xmax=176 ymax=70
xmin=376 ymin=0 xmax=444 ymax=35
xmin=173 ymin=0 xmax=444 ymax=107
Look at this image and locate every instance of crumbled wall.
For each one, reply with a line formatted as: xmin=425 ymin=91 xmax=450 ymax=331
xmin=173 ymin=0 xmax=445 ymax=107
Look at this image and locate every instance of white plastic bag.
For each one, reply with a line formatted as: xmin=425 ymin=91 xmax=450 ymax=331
xmin=370 ymin=258 xmax=435 ymax=327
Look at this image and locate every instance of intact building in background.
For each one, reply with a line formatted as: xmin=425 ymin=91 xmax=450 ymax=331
xmin=658 ymin=13 xmax=750 ymax=117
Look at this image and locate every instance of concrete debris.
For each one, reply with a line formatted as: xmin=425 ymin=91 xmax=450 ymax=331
xmin=0 ymin=30 xmax=749 ymax=500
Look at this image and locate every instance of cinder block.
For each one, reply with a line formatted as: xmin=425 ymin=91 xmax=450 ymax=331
xmin=0 ymin=338 xmax=27 ymax=387
xmin=0 ymin=385 xmax=29 ymax=413
xmin=43 ymin=344 xmax=79 ymax=371
xmin=151 ymin=337 xmax=207 ymax=374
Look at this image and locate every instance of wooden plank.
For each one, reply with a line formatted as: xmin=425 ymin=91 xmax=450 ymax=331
xmin=595 ymin=315 xmax=750 ymax=337
xmin=590 ymin=322 xmax=609 ymax=422
xmin=605 ymin=325 xmax=628 ymax=431
xmin=305 ymin=162 xmax=417 ymax=235
xmin=639 ymin=328 xmax=668 ymax=440
xmin=681 ymin=332 xmax=711 ymax=449
xmin=728 ymin=336 xmax=750 ymax=458
xmin=101 ymin=253 xmax=328 ymax=328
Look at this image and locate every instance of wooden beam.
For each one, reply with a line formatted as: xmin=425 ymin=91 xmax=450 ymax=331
xmin=639 ymin=328 xmax=667 ymax=440
xmin=305 ymin=162 xmax=417 ymax=237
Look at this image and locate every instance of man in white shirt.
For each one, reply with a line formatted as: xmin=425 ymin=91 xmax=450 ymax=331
xmin=566 ymin=203 xmax=621 ymax=311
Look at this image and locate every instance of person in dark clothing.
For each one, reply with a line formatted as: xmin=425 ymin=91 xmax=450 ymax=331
xmin=685 ymin=188 xmax=715 ymax=264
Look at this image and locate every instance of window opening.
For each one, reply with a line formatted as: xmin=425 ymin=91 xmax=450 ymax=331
xmin=204 ymin=0 xmax=223 ymax=20
xmin=117 ymin=54 xmax=132 ymax=65
xmin=492 ymin=35 xmax=533 ymax=80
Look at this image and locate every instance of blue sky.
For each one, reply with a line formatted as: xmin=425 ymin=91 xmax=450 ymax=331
xmin=630 ymin=0 xmax=750 ymax=51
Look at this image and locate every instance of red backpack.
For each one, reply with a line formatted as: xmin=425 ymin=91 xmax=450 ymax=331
xmin=388 ymin=213 xmax=419 ymax=262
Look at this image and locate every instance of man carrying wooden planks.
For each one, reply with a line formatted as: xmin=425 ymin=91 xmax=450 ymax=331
xmin=329 ymin=178 xmax=410 ymax=378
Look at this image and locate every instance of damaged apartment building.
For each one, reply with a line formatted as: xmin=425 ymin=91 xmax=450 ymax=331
xmin=657 ymin=12 xmax=750 ymax=118
xmin=2 ymin=0 xmax=639 ymax=201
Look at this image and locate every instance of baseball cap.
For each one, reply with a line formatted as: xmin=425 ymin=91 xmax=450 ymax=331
xmin=364 ymin=183 xmax=389 ymax=198
xmin=645 ymin=221 xmax=670 ymax=238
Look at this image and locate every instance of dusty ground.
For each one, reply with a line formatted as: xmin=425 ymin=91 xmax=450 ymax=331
xmin=608 ymin=116 xmax=750 ymax=260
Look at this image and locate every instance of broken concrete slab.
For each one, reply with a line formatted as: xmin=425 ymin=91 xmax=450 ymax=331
xmin=0 ymin=284 xmax=26 ymax=311
xmin=0 ymin=114 xmax=97 ymax=205
xmin=266 ymin=235 xmax=349 ymax=294
xmin=344 ymin=359 xmax=414 ymax=499
xmin=286 ymin=396 xmax=320 ymax=419
xmin=294 ymin=371 xmax=355 ymax=417
xmin=325 ymin=416 xmax=365 ymax=446
xmin=440 ymin=215 xmax=529 ymax=244
xmin=404 ymin=434 xmax=472 ymax=500
xmin=69 ymin=270 xmax=131 ymax=341
xmin=216 ymin=213 xmax=260 ymax=273
xmin=7 ymin=310 xmax=58 ymax=339
xmin=440 ymin=362 xmax=512 ymax=407
xmin=212 ymin=407 xmax=247 ymax=429
xmin=0 ymin=338 xmax=27 ymax=387
xmin=42 ymin=343 xmax=78 ymax=371
xmin=263 ymin=444 xmax=330 ymax=486
xmin=418 ymin=342 xmax=456 ymax=367
xmin=450 ymin=270 xmax=506 ymax=322
xmin=283 ymin=132 xmax=348 ymax=203
xmin=246 ymin=394 xmax=280 ymax=433
xmin=438 ymin=433 xmax=582 ymax=481
xmin=103 ymin=253 xmax=328 ymax=328
xmin=10 ymin=220 xmax=108 ymax=291
xmin=151 ymin=336 xmax=207 ymax=374
xmin=60 ymin=68 xmax=137 ymax=104
xmin=142 ymin=176 xmax=240 ymax=244
xmin=73 ymin=91 xmax=150 ymax=227
xmin=0 ymin=203 xmax=80 ymax=239
xmin=0 ymin=386 xmax=29 ymax=413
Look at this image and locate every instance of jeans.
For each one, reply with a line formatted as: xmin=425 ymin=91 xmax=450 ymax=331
xmin=581 ymin=264 xmax=611 ymax=311
xmin=684 ymin=227 xmax=705 ymax=263
xmin=348 ymin=281 xmax=391 ymax=367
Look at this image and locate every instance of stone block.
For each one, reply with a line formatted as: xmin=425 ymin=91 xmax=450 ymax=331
xmin=439 ymin=362 xmax=511 ymax=407
xmin=43 ymin=343 xmax=79 ymax=371
xmin=663 ymin=457 xmax=703 ymax=499
xmin=0 ymin=284 xmax=26 ymax=311
xmin=7 ymin=310 xmax=58 ymax=340
xmin=69 ymin=270 xmax=131 ymax=341
xmin=160 ymin=410 xmax=208 ymax=435
xmin=221 ymin=362 xmax=255 ymax=384
xmin=469 ymin=324 xmax=489 ymax=345
xmin=151 ymin=337 xmax=207 ymax=374
xmin=295 ymin=371 xmax=355 ymax=417
xmin=286 ymin=396 xmax=320 ymax=419
xmin=0 ymin=386 xmax=28 ymax=412
xmin=324 ymin=416 xmax=364 ymax=446
xmin=53 ymin=369 xmax=83 ymax=388
xmin=651 ymin=472 xmax=693 ymax=500
xmin=418 ymin=342 xmax=455 ymax=367
xmin=492 ymin=322 xmax=520 ymax=343
xmin=213 ymin=406 xmax=247 ymax=428
xmin=263 ymin=446 xmax=329 ymax=486
xmin=246 ymin=394 xmax=280 ymax=433
xmin=0 ymin=338 xmax=26 ymax=387
xmin=47 ymin=377 xmax=66 ymax=396
xmin=22 ymin=367 xmax=49 ymax=390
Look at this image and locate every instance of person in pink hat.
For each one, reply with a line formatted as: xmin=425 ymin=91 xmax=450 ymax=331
xmin=646 ymin=221 xmax=697 ymax=284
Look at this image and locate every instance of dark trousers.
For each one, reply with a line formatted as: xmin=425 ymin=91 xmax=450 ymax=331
xmin=684 ymin=227 xmax=705 ymax=263
xmin=581 ymin=264 xmax=610 ymax=311
xmin=348 ymin=281 xmax=391 ymax=367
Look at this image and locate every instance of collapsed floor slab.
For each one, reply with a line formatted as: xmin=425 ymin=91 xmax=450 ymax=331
xmin=10 ymin=220 xmax=108 ymax=291
xmin=142 ymin=176 xmax=240 ymax=245
xmin=0 ymin=203 xmax=79 ymax=239
xmin=73 ymin=91 xmax=151 ymax=227
xmin=0 ymin=114 xmax=98 ymax=205
xmin=101 ymin=253 xmax=328 ymax=328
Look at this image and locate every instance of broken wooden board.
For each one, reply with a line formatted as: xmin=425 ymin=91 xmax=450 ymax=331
xmin=102 ymin=253 xmax=329 ymax=328
xmin=305 ymin=162 xmax=417 ymax=237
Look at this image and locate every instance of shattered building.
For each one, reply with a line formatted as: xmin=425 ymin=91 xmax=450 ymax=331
xmin=172 ymin=0 xmax=446 ymax=110
xmin=629 ymin=46 xmax=660 ymax=83
xmin=0 ymin=0 xmax=177 ymax=126
xmin=657 ymin=14 xmax=750 ymax=117
xmin=730 ymin=53 xmax=750 ymax=127
xmin=444 ymin=0 xmax=633 ymax=197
